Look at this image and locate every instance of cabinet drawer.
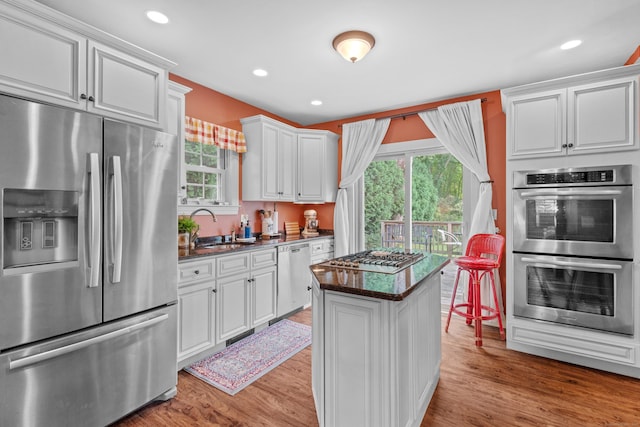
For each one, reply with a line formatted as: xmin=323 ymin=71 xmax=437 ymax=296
xmin=217 ymin=253 xmax=251 ymax=278
xmin=310 ymin=241 xmax=326 ymax=255
xmin=310 ymin=238 xmax=334 ymax=255
xmin=251 ymin=248 xmax=277 ymax=269
xmin=178 ymin=259 xmax=215 ymax=286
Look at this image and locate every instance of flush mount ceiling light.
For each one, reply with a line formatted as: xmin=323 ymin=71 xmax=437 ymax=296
xmin=311 ymin=100 xmax=323 ymax=106
xmin=253 ymin=68 xmax=268 ymax=77
xmin=146 ymin=10 xmax=169 ymax=24
xmin=560 ymin=39 xmax=582 ymax=50
xmin=332 ymin=30 xmax=375 ymax=63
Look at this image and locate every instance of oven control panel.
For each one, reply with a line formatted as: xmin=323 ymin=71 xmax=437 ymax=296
xmin=514 ymin=164 xmax=632 ymax=188
xmin=526 ymin=169 xmax=613 ymax=185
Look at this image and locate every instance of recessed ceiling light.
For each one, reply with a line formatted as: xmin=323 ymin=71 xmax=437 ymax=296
xmin=146 ymin=10 xmax=169 ymax=24
xmin=560 ymin=40 xmax=582 ymax=50
xmin=253 ymin=69 xmax=268 ymax=77
xmin=311 ymin=100 xmax=323 ymax=106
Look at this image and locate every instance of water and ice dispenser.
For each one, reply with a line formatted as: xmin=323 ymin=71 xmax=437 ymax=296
xmin=3 ymin=189 xmax=78 ymax=269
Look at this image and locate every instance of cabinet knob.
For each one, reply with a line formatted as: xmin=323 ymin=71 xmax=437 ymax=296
xmin=212 ymin=288 xmax=217 ymax=293
xmin=88 ymin=95 xmax=95 ymax=102
xmin=194 ymin=270 xmax=200 ymax=275
xmin=80 ymin=93 xmax=87 ymax=100
xmin=568 ymin=143 xmax=574 ymax=148
xmin=307 ymin=286 xmax=312 ymax=291
xmin=561 ymin=144 xmax=568 ymax=148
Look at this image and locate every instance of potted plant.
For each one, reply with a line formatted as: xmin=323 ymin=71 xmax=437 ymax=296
xmin=178 ymin=217 xmax=198 ymax=249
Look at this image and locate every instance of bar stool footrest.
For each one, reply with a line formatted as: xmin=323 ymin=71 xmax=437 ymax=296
xmin=451 ymin=303 xmax=502 ymax=322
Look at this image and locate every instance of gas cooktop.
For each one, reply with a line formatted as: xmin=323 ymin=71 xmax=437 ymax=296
xmin=320 ymin=249 xmax=424 ymax=274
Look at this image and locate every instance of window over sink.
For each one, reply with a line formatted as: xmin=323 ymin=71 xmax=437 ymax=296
xmin=184 ymin=140 xmax=225 ymax=201
xmin=178 ymin=116 xmax=242 ymax=215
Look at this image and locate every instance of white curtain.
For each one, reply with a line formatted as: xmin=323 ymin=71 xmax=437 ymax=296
xmin=418 ymin=99 xmax=504 ymax=321
xmin=334 ymin=118 xmax=390 ymax=257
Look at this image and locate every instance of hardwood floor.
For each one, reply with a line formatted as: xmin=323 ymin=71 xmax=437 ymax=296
xmin=113 ymin=308 xmax=640 ymax=426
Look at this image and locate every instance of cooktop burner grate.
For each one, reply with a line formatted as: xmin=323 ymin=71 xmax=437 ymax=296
xmin=321 ymin=249 xmax=424 ymax=273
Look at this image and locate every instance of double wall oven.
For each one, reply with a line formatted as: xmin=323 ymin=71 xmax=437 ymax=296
xmin=512 ymin=165 xmax=634 ymax=335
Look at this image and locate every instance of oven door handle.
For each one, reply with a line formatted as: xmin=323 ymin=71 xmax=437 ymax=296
xmin=519 ymin=189 xmax=623 ymax=197
xmin=520 ymin=257 xmax=622 ymax=270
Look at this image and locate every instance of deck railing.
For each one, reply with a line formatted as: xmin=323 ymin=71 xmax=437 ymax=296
xmin=379 ymin=220 xmax=463 ymax=257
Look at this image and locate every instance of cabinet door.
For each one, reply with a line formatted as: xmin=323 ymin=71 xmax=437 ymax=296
xmin=324 ymin=292 xmax=385 ymax=427
xmin=568 ymin=77 xmax=638 ymax=154
xmin=278 ymin=128 xmax=297 ymax=201
xmin=261 ymin=123 xmax=281 ymax=200
xmin=297 ymin=134 xmax=325 ymax=202
xmin=507 ymin=89 xmax=566 ymax=158
xmin=0 ymin=6 xmax=86 ymax=109
xmin=216 ymin=273 xmax=251 ymax=342
xmin=88 ymin=41 xmax=166 ymax=128
xmin=252 ymin=266 xmax=277 ymax=326
xmin=177 ymin=281 xmax=216 ymax=361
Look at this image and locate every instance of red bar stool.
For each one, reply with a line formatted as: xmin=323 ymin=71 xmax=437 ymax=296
xmin=445 ymin=233 xmax=505 ymax=346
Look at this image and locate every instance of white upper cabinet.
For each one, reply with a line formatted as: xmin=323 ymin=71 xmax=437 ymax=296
xmin=87 ymin=41 xmax=167 ymax=127
xmin=242 ymin=116 xmax=297 ymax=201
xmin=0 ymin=0 xmax=174 ymax=129
xmin=502 ymin=64 xmax=640 ymax=159
xmin=241 ymin=115 xmax=339 ymax=203
xmin=568 ymin=77 xmax=637 ymax=154
xmin=297 ymin=131 xmax=338 ymax=203
xmin=506 ymin=89 xmax=566 ymax=158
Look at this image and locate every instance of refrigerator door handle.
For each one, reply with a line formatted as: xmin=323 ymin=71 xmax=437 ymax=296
xmin=110 ymin=156 xmax=123 ymax=283
xmin=9 ymin=313 xmax=169 ymax=370
xmin=88 ymin=153 xmax=101 ymax=288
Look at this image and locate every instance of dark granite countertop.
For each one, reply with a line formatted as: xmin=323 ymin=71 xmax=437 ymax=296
xmin=310 ymin=253 xmax=449 ymax=301
xmin=179 ymin=231 xmax=334 ymax=261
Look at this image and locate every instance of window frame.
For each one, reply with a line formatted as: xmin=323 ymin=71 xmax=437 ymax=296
xmin=178 ymin=141 xmax=240 ymax=216
xmin=184 ymin=140 xmax=225 ymax=203
xmin=364 ymin=138 xmax=473 ymax=251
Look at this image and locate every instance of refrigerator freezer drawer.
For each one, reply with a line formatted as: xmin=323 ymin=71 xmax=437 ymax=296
xmin=0 ymin=304 xmax=177 ymax=427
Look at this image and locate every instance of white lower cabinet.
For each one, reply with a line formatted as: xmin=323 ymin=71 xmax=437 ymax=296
xmin=216 ymin=272 xmax=251 ymax=342
xmin=177 ymin=281 xmax=216 ymax=361
xmin=216 ymin=248 xmax=277 ymax=342
xmin=252 ymin=265 xmax=277 ymax=326
xmin=312 ymin=272 xmax=441 ymax=427
xmin=308 ymin=237 xmax=334 ymax=306
xmin=177 ymin=258 xmax=217 ymax=368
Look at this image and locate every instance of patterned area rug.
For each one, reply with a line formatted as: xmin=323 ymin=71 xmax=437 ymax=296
xmin=184 ymin=319 xmax=311 ymax=395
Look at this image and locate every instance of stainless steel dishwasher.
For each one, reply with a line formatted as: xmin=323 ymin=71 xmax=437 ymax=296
xmin=277 ymin=242 xmax=311 ymax=317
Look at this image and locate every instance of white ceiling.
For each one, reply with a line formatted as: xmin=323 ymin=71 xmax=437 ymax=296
xmin=36 ymin=0 xmax=640 ymax=126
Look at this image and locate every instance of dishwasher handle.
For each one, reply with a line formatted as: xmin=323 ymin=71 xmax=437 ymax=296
xmin=281 ymin=243 xmax=309 ymax=253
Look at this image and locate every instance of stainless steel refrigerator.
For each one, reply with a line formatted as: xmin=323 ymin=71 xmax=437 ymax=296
xmin=0 ymin=94 xmax=178 ymax=426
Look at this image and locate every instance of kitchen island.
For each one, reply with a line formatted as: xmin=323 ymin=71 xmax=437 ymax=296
xmin=310 ymin=252 xmax=449 ymax=427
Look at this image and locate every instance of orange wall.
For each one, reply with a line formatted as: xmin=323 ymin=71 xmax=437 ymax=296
xmin=307 ymin=91 xmax=507 ymax=290
xmin=624 ymin=45 xmax=640 ymax=65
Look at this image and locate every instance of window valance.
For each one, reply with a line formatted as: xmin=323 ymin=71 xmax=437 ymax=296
xmin=185 ymin=116 xmax=247 ymax=153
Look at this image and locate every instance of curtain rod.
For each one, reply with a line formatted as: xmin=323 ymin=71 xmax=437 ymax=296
xmin=338 ymin=97 xmax=487 ymax=127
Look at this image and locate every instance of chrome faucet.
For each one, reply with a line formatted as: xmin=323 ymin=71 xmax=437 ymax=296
xmin=189 ymin=208 xmax=217 ymax=244
xmin=190 ymin=208 xmax=217 ymax=223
